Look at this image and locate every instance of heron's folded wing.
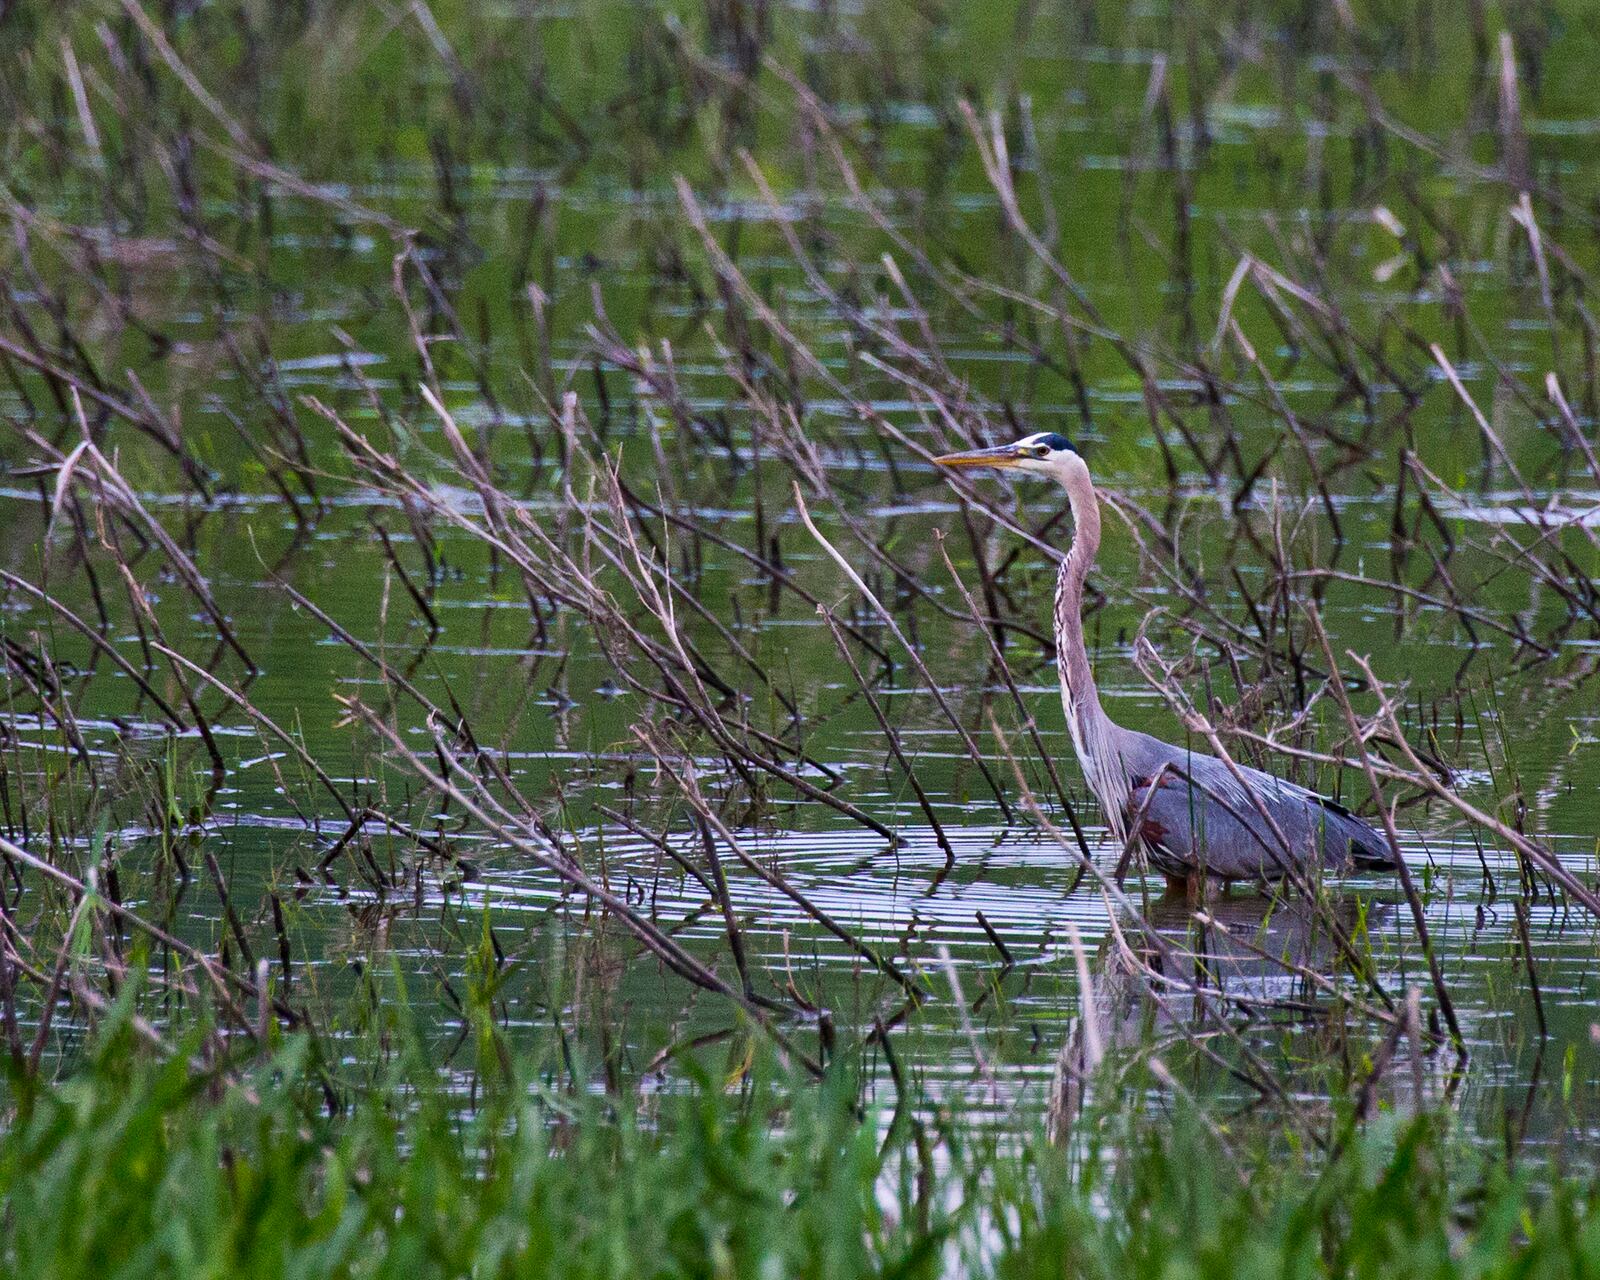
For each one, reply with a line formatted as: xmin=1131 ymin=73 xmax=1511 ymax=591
xmin=1127 ymin=757 xmax=1359 ymax=880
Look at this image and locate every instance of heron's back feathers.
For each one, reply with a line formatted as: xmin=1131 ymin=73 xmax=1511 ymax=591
xmin=1116 ymin=731 xmax=1395 ymax=883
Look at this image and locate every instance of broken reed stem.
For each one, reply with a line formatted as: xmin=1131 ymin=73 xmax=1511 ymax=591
xmin=638 ymin=725 xmax=928 ymax=1002
xmin=1346 ymin=652 xmax=1600 ymax=919
xmin=63 ymin=410 xmax=257 ymax=675
xmin=1304 ymin=604 xmax=1464 ymax=1051
xmin=1512 ymin=899 xmax=1548 ymax=1041
xmin=792 ymin=482 xmax=1015 ymax=821
xmin=151 ymin=644 xmax=355 ymax=825
xmin=817 ymin=605 xmax=956 ymax=868
xmin=0 ymin=569 xmax=185 ymax=728
xmin=937 ymin=944 xmax=998 ymax=1100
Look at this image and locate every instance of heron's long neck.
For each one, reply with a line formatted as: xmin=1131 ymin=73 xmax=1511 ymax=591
xmin=1054 ymin=470 xmax=1115 ymax=760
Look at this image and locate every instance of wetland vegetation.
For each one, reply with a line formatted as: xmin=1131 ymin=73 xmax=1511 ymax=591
xmin=4 ymin=0 xmax=1600 ymax=1273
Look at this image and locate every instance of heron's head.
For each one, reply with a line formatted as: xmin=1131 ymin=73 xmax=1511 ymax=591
xmin=934 ymin=431 xmax=1085 ymax=484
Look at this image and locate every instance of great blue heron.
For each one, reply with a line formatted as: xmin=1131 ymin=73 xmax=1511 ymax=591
xmin=935 ymin=431 xmax=1393 ymax=896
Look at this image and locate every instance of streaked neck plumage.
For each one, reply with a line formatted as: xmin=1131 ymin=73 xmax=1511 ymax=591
xmin=1052 ymin=460 xmax=1129 ymax=837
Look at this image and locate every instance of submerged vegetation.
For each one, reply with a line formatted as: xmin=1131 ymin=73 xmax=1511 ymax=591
xmin=3 ymin=0 xmax=1600 ymax=1270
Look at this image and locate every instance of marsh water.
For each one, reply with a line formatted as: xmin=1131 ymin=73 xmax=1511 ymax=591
xmin=3 ymin=3 xmax=1600 ymax=1159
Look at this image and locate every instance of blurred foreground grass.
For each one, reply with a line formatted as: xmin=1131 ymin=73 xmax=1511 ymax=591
xmin=0 ymin=1005 xmax=1595 ymax=1279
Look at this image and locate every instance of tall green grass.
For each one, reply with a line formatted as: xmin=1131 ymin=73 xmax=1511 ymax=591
xmin=2 ymin=1005 xmax=1595 ymax=1279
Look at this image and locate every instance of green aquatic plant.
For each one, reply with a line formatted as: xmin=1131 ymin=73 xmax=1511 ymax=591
xmin=3 ymin=1010 xmax=1598 ymax=1280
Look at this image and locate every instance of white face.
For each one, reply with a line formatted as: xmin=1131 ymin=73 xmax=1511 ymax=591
xmin=1005 ymin=432 xmax=1082 ymax=478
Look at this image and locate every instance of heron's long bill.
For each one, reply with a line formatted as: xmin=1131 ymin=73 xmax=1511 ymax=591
xmin=933 ymin=444 xmax=1023 ymax=469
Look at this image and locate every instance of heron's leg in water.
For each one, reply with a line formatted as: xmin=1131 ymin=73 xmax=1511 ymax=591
xmin=1162 ymin=872 xmax=1226 ymax=903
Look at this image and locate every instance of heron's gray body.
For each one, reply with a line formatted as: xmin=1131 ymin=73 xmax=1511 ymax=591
xmin=1102 ymin=727 xmax=1392 ymax=881
xmin=936 ymin=430 xmax=1396 ymax=889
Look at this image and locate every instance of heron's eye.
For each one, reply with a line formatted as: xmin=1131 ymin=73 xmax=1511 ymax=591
xmin=1032 ymin=445 xmax=1050 ymax=458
